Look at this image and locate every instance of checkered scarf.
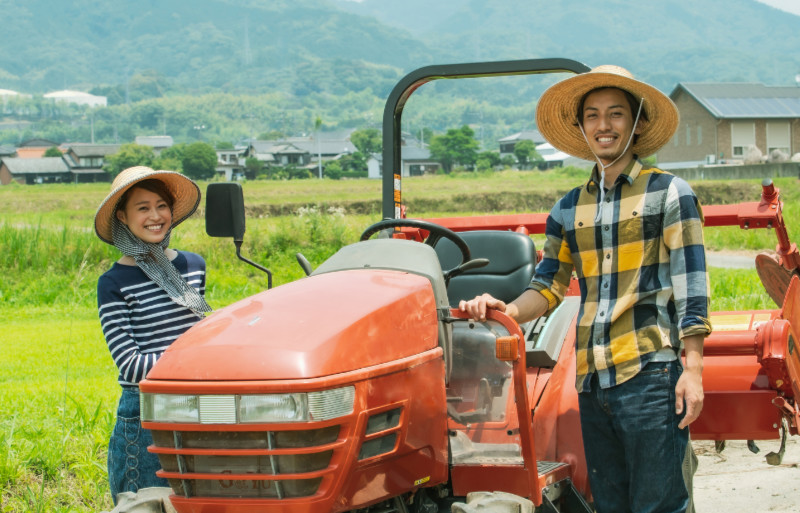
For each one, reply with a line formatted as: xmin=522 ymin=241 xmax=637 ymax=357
xmin=111 ymin=217 xmax=212 ymax=317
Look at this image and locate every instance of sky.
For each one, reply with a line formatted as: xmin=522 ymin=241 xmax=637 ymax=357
xmin=341 ymin=0 xmax=800 ymax=15
xmin=756 ymin=0 xmax=800 ymax=15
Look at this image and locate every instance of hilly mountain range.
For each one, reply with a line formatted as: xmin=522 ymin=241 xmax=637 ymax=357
xmin=4 ymin=0 xmax=799 ymax=95
xmin=0 ymin=0 xmax=798 ymax=145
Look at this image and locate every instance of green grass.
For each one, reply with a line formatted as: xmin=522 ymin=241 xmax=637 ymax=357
xmin=1 ymin=172 xmax=798 ymax=511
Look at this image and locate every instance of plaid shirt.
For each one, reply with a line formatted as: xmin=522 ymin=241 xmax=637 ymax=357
xmin=529 ymin=159 xmax=712 ymax=392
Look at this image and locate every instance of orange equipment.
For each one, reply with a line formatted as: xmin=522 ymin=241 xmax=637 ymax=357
xmin=138 ymin=59 xmax=800 ymax=513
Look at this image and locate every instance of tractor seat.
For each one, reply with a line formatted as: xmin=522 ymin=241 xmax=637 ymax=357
xmin=433 ymin=230 xmax=538 ymax=307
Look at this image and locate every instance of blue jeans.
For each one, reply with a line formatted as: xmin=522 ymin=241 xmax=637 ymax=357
xmin=107 ymin=387 xmax=168 ymax=504
xmin=578 ymin=360 xmax=689 ymax=513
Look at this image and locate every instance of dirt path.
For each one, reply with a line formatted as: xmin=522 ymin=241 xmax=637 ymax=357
xmin=693 ymin=438 xmax=800 ymax=512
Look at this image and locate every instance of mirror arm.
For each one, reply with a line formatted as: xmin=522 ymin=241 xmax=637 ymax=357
xmin=235 ymin=240 xmax=273 ymax=289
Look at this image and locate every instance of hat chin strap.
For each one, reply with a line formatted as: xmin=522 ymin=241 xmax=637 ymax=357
xmin=578 ymin=98 xmax=644 ymax=222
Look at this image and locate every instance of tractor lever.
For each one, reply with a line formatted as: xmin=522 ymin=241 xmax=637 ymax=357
xmin=444 ymin=258 xmax=490 ymax=286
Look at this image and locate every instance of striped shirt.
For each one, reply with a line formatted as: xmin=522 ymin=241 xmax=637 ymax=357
xmin=529 ymin=159 xmax=712 ymax=392
xmin=97 ymin=250 xmax=207 ymax=386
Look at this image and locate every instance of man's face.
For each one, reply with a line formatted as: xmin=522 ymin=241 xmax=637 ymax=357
xmin=580 ymin=88 xmax=644 ymax=165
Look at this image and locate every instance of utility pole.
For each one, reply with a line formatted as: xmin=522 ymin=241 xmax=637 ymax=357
xmin=315 ymin=116 xmax=322 ymax=178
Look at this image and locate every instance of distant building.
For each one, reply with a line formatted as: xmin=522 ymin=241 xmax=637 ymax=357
xmin=658 ymin=82 xmax=800 ymax=169
xmin=135 ymin=135 xmax=174 ymax=155
xmin=216 ymin=147 xmax=247 ymax=181
xmin=0 ymin=157 xmax=70 ymax=185
xmin=535 ymin=143 xmax=593 ymax=170
xmin=44 ymin=90 xmax=107 ymax=107
xmin=367 ymin=147 xmax=440 ymax=178
xmin=62 ymin=143 xmax=121 ymax=183
xmin=498 ymin=130 xmax=546 ymax=160
xmin=245 ymin=132 xmax=357 ymax=171
xmin=15 ymin=138 xmax=60 ymax=159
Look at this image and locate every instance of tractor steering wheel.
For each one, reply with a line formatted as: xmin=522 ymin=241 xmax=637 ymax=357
xmin=359 ymin=218 xmax=472 ymax=267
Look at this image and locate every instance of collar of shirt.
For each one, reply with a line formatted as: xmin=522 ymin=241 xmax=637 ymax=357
xmin=585 ymin=156 xmax=643 ymax=193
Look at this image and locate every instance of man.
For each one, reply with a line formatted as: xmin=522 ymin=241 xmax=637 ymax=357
xmin=460 ymin=65 xmax=711 ymax=513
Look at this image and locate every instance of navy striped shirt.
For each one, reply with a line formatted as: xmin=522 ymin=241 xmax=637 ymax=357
xmin=97 ymin=250 xmax=207 ymax=386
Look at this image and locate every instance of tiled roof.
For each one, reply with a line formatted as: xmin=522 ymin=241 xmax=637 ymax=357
xmin=135 ymin=136 xmax=174 ymax=147
xmin=66 ymin=143 xmax=122 ymax=157
xmin=673 ymin=83 xmax=800 ymax=119
xmin=498 ymin=130 xmax=544 ymax=143
xmin=2 ymin=157 xmax=69 ymax=174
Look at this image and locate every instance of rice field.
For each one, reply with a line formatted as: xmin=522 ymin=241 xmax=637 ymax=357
xmin=0 ymin=171 xmax=797 ymax=511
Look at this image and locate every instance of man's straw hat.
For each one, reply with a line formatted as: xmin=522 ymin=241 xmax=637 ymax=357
xmin=94 ymin=166 xmax=200 ymax=244
xmin=535 ymin=65 xmax=679 ymax=161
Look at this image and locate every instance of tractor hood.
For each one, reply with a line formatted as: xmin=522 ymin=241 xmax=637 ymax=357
xmin=146 ymin=269 xmax=441 ymax=381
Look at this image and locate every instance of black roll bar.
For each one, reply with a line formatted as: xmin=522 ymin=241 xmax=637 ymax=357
xmin=380 ymin=58 xmax=591 ymax=220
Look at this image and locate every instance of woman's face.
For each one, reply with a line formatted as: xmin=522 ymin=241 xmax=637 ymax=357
xmin=115 ymin=186 xmax=173 ymax=244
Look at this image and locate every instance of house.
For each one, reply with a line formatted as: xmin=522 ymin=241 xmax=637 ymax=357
xmin=15 ymin=138 xmax=60 ymax=159
xmin=43 ymin=90 xmax=107 ymax=107
xmin=215 ymin=147 xmax=247 ymax=181
xmin=658 ymin=83 xmax=800 ymax=169
xmin=367 ymin=146 xmax=440 ymax=178
xmin=62 ymin=143 xmax=121 ymax=183
xmin=498 ymin=130 xmax=546 ymax=160
xmin=0 ymin=157 xmax=70 ymax=185
xmin=135 ymin=135 xmax=174 ymax=155
xmin=246 ymin=141 xmax=309 ymax=167
xmin=535 ymin=143 xmax=593 ymax=170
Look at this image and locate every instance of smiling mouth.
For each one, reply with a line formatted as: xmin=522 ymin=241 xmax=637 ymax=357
xmin=146 ymin=224 xmax=164 ymax=231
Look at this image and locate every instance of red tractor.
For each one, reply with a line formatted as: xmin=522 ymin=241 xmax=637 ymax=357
xmin=138 ymin=59 xmax=800 ymax=513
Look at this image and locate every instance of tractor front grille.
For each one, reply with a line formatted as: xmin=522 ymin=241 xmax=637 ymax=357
xmin=150 ymin=425 xmax=341 ymax=499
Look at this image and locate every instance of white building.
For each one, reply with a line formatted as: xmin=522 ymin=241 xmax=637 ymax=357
xmin=44 ymin=90 xmax=107 ymax=107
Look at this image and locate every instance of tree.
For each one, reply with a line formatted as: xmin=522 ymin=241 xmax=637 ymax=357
xmin=245 ymin=156 xmax=263 ymax=178
xmin=105 ymin=143 xmax=156 ymax=176
xmin=476 ymin=150 xmax=501 ymax=172
xmin=350 ymin=128 xmax=382 ymax=155
xmin=182 ymin=142 xmax=217 ymax=180
xmin=154 ymin=143 xmax=186 ymax=172
xmin=513 ymin=140 xmax=541 ymax=170
xmin=43 ymin=146 xmax=62 ymax=157
xmin=428 ymin=125 xmax=479 ymax=173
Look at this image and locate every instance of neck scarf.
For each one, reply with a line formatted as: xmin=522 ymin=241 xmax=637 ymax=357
xmin=111 ymin=217 xmax=213 ymax=317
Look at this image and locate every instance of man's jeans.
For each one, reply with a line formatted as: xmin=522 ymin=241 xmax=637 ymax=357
xmin=108 ymin=387 xmax=169 ymax=504
xmin=578 ymin=360 xmax=689 ymax=513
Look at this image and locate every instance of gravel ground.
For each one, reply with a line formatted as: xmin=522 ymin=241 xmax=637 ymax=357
xmin=692 ymin=438 xmax=800 ymax=513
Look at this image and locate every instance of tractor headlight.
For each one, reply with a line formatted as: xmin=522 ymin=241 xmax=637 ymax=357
xmin=141 ymin=386 xmax=355 ymax=424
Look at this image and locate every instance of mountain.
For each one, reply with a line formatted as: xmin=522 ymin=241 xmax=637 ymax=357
xmin=1 ymin=0 xmax=799 ymax=146
xmin=337 ymin=0 xmax=800 ymax=92
xmin=0 ymin=0 xmax=432 ymax=96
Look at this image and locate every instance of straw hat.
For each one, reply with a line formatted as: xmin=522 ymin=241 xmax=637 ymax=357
xmin=535 ymin=65 xmax=679 ymax=161
xmin=94 ymin=166 xmax=200 ymax=244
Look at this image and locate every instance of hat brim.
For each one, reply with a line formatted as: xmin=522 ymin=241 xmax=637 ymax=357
xmin=535 ymin=70 xmax=679 ymax=161
xmin=94 ymin=169 xmax=201 ymax=244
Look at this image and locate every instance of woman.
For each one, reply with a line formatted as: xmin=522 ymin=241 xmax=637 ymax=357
xmin=94 ymin=166 xmax=212 ymax=503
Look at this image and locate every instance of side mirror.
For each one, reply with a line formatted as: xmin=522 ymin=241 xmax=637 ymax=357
xmin=205 ymin=183 xmax=273 ymax=289
xmin=206 ymin=183 xmax=246 ymax=241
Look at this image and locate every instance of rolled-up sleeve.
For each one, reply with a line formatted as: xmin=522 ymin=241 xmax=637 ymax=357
xmin=528 ymin=199 xmax=574 ymax=313
xmin=662 ymin=178 xmax=712 ymax=340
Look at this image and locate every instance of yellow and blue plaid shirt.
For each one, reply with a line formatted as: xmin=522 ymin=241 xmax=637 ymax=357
xmin=529 ymin=158 xmax=712 ymax=392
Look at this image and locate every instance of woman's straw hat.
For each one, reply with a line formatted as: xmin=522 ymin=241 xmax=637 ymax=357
xmin=94 ymin=166 xmax=200 ymax=244
xmin=535 ymin=65 xmax=679 ymax=161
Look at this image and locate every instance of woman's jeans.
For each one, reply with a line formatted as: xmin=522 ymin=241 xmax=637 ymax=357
xmin=108 ymin=387 xmax=168 ymax=504
xmin=578 ymin=360 xmax=689 ymax=513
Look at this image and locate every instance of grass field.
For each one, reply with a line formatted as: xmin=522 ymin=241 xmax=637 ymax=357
xmin=1 ymin=171 xmax=797 ymax=511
